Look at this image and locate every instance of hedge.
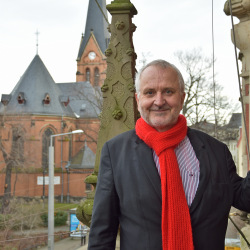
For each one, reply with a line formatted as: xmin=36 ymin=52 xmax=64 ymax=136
xmin=41 ymin=210 xmax=68 ymax=226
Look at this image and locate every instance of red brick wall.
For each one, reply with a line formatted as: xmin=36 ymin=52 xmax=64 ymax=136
xmin=0 ymin=115 xmax=99 ymax=171
xmin=0 ymin=171 xmax=93 ymax=198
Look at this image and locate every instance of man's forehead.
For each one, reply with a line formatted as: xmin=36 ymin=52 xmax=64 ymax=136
xmin=140 ymin=66 xmax=178 ymax=84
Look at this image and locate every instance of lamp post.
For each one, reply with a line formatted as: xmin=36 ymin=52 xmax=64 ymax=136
xmin=42 ymin=167 xmax=47 ymax=209
xmin=48 ymin=129 xmax=83 ymax=250
xmin=64 ymin=161 xmax=71 ymax=204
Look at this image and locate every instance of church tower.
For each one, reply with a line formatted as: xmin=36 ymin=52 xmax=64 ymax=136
xmin=76 ymin=0 xmax=110 ymax=87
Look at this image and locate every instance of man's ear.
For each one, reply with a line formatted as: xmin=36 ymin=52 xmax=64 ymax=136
xmin=135 ymin=93 xmax=140 ymax=112
xmin=181 ymin=92 xmax=186 ymax=109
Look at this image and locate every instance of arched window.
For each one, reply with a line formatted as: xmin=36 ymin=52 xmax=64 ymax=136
xmin=68 ymin=133 xmax=72 ymax=160
xmin=12 ymin=127 xmax=24 ymax=165
xmin=94 ymin=68 xmax=99 ymax=86
xmin=86 ymin=68 xmax=90 ymax=82
xmin=42 ymin=128 xmax=54 ymax=168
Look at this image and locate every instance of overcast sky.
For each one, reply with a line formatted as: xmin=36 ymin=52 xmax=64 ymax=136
xmin=0 ymin=0 xmax=241 ymax=107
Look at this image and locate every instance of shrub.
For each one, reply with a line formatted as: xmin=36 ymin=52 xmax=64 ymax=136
xmin=0 ymin=199 xmax=43 ymax=231
xmin=40 ymin=210 xmax=68 ymax=227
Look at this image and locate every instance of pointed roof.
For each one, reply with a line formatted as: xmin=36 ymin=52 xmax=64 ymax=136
xmin=0 ymin=55 xmax=75 ymax=117
xmin=77 ymin=0 xmax=110 ymax=60
xmin=69 ymin=140 xmax=95 ymax=169
xmin=226 ymin=113 xmax=242 ymax=129
xmin=57 ymin=81 xmax=101 ymax=118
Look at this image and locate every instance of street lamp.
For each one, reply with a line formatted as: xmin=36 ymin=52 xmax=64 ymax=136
xmin=42 ymin=167 xmax=47 ymax=209
xmin=48 ymin=129 xmax=83 ymax=250
xmin=64 ymin=161 xmax=71 ymax=204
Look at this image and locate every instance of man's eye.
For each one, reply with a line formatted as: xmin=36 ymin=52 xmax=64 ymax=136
xmin=148 ymin=91 xmax=153 ymax=95
xmin=166 ymin=90 xmax=172 ymax=94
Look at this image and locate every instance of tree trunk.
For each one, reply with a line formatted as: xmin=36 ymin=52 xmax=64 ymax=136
xmin=2 ymin=164 xmax=12 ymax=213
xmin=13 ymin=168 xmax=18 ymax=197
xmin=1 ymin=135 xmax=15 ymax=214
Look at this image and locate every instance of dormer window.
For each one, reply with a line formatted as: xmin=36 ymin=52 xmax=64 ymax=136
xmin=60 ymin=96 xmax=70 ymax=107
xmin=43 ymin=93 xmax=51 ymax=105
xmin=1 ymin=94 xmax=11 ymax=106
xmin=17 ymin=92 xmax=27 ymax=105
xmin=81 ymin=104 xmax=86 ymax=111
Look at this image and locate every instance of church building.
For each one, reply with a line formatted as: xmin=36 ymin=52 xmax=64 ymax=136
xmin=76 ymin=0 xmax=109 ymax=86
xmin=0 ymin=0 xmax=109 ymax=201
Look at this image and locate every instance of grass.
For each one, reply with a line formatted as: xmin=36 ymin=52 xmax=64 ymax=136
xmin=0 ymin=202 xmax=79 ymax=212
xmin=40 ymin=203 xmax=79 ymax=211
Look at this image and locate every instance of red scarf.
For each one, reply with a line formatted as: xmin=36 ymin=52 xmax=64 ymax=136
xmin=135 ymin=115 xmax=193 ymax=250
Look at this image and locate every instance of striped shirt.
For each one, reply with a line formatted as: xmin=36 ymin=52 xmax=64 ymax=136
xmin=152 ymin=136 xmax=200 ymax=207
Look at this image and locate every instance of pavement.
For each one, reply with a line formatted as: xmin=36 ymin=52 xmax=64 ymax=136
xmin=38 ymin=237 xmax=88 ymax=250
xmin=11 ymin=225 xmax=89 ymax=250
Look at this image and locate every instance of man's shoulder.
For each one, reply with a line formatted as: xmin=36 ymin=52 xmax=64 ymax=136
xmin=106 ymin=129 xmax=137 ymax=146
xmin=188 ymin=127 xmax=226 ymax=149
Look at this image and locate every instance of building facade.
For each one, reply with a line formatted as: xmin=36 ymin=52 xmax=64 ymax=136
xmin=0 ymin=0 xmax=109 ymax=201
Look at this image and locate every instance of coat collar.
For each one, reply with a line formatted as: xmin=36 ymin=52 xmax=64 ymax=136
xmin=134 ymin=128 xmax=211 ymax=213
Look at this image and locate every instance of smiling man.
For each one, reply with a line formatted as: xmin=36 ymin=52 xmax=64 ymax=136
xmin=88 ymin=60 xmax=250 ymax=250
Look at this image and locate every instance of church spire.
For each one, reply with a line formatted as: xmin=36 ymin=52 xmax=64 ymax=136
xmin=77 ymin=0 xmax=110 ymax=60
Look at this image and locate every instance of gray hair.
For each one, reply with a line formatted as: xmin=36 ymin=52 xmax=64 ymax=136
xmin=135 ymin=59 xmax=185 ymax=97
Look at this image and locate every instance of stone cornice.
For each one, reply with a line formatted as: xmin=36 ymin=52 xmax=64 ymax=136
xmin=224 ymin=0 xmax=250 ymax=21
xmin=107 ymin=0 xmax=137 ymax=16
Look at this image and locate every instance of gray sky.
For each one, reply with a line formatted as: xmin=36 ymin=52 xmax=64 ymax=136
xmin=0 ymin=0 xmax=241 ymax=106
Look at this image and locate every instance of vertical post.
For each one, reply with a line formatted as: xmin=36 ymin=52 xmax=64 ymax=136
xmin=76 ymin=0 xmax=138 ymax=227
xmin=61 ymin=117 xmax=64 ymax=203
xmin=43 ymin=169 xmax=45 ymax=209
xmin=67 ymin=169 xmax=70 ymax=204
xmin=48 ymin=137 xmax=54 ymax=250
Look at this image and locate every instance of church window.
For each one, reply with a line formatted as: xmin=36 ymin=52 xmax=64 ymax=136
xmin=17 ymin=92 xmax=27 ymax=105
xmin=94 ymin=68 xmax=99 ymax=86
xmin=12 ymin=127 xmax=24 ymax=165
xmin=43 ymin=93 xmax=51 ymax=105
xmin=1 ymin=94 xmax=11 ymax=106
xmin=60 ymin=96 xmax=70 ymax=107
xmin=42 ymin=128 xmax=55 ymax=168
xmin=86 ymin=183 xmax=91 ymax=191
xmin=86 ymin=68 xmax=90 ymax=82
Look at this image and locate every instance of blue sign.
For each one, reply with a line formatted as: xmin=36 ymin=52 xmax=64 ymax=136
xmin=70 ymin=214 xmax=80 ymax=232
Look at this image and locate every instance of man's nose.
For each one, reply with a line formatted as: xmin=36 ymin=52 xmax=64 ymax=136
xmin=154 ymin=92 xmax=166 ymax=107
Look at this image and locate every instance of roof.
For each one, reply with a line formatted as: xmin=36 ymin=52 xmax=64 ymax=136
xmin=57 ymin=82 xmax=101 ymax=118
xmin=77 ymin=0 xmax=110 ymax=60
xmin=190 ymin=120 xmax=215 ymax=132
xmin=69 ymin=140 xmax=95 ymax=169
xmin=226 ymin=113 xmax=242 ymax=129
xmin=0 ymin=55 xmax=75 ymax=117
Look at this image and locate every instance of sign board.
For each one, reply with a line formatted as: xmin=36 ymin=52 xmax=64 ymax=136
xmin=37 ymin=176 xmax=60 ymax=185
xmin=70 ymin=214 xmax=80 ymax=232
xmin=70 ymin=211 xmax=88 ymax=238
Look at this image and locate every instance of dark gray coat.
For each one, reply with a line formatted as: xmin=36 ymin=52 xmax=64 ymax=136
xmin=88 ymin=128 xmax=250 ymax=250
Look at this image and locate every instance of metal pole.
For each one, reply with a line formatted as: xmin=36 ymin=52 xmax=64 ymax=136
xmin=67 ymin=169 xmax=70 ymax=204
xmin=61 ymin=116 xmax=64 ymax=203
xmin=48 ymin=136 xmax=54 ymax=250
xmin=43 ymin=169 xmax=45 ymax=209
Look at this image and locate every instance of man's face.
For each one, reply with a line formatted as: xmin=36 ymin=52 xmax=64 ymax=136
xmin=135 ymin=66 xmax=185 ymax=132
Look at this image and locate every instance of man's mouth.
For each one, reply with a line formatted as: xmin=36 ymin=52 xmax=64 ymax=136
xmin=150 ymin=108 xmax=171 ymax=112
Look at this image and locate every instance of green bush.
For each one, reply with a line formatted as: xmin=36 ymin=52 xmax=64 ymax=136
xmin=41 ymin=210 xmax=68 ymax=227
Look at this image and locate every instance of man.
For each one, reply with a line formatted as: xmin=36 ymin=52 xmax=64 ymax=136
xmin=88 ymin=60 xmax=250 ymax=250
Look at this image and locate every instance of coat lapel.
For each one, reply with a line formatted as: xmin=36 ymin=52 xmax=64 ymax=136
xmin=135 ymin=136 xmax=162 ymax=201
xmin=188 ymin=128 xmax=211 ymax=215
